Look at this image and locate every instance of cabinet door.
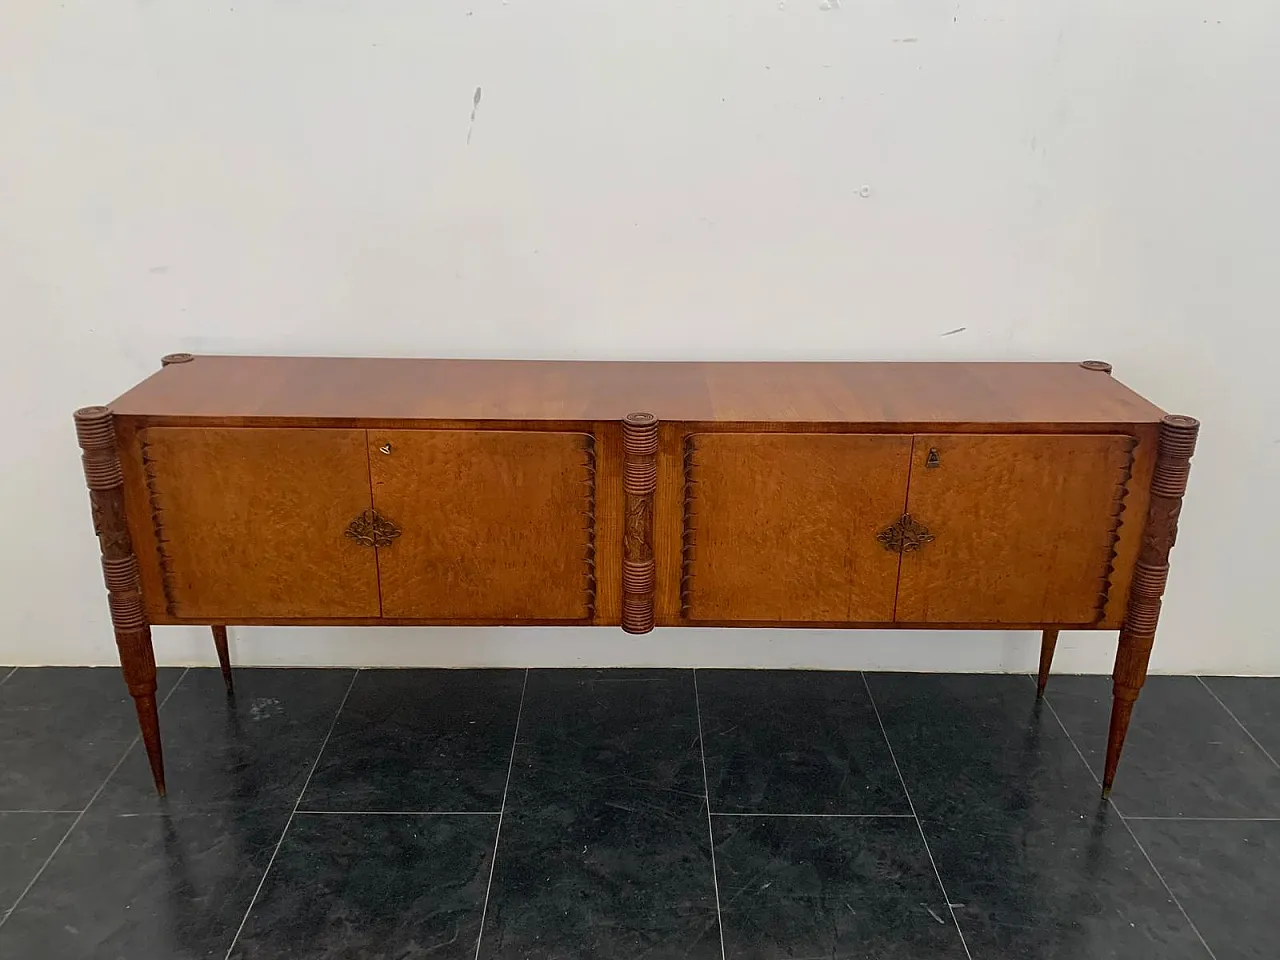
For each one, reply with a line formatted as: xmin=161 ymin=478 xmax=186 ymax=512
xmin=895 ymin=434 xmax=1136 ymax=624
xmin=681 ymin=433 xmax=913 ymax=623
xmin=138 ymin=428 xmax=381 ymax=619
xmin=370 ymin=430 xmax=597 ymax=620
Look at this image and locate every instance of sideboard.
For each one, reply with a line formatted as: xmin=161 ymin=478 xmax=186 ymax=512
xmin=74 ymin=356 xmax=1198 ymax=799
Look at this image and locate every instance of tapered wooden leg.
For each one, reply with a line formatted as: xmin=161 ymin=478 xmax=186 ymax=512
xmin=1103 ymin=414 xmax=1198 ymax=798
xmin=119 ymin=627 xmax=164 ymax=795
xmin=1036 ymin=629 xmax=1059 ymax=698
xmin=212 ymin=625 xmax=234 ymax=694
xmin=76 ymin=405 xmax=167 ymax=797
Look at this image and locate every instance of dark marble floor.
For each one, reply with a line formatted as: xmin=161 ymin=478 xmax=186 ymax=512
xmin=0 ymin=665 xmax=1276 ymax=959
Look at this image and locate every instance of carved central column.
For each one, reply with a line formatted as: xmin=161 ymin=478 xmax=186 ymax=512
xmin=621 ymin=412 xmax=658 ymax=634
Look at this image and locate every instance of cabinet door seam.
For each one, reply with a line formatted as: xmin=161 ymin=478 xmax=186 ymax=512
xmin=363 ymin=429 xmax=385 ymax=618
xmin=890 ymin=435 xmax=919 ymax=622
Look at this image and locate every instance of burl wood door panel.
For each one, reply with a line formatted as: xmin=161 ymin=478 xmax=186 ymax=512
xmin=138 ymin=428 xmax=380 ymax=619
xmin=681 ymin=433 xmax=912 ymax=623
xmin=895 ymin=434 xmax=1137 ymax=624
xmin=370 ymin=430 xmax=597 ymax=620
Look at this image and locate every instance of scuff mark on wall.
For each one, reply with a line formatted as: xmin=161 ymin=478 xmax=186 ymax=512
xmin=467 ymin=86 xmax=482 ymax=145
xmin=941 ymin=327 xmax=967 ymax=337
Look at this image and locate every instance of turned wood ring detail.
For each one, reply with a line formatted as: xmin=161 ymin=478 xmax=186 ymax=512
xmin=621 ymin=411 xmax=658 ymax=634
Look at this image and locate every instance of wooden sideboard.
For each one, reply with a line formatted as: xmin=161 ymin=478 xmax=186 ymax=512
xmin=74 ymin=356 xmax=1198 ymax=799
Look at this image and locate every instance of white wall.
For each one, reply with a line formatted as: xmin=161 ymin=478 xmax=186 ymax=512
xmin=2 ymin=0 xmax=1276 ymax=673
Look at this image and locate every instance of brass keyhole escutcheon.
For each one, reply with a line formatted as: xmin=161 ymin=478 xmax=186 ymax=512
xmin=379 ymin=443 xmax=393 ymax=455
xmin=926 ymin=447 xmax=941 ymax=469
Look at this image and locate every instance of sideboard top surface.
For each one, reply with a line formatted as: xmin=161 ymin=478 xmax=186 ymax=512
xmin=109 ymin=356 xmax=1166 ymax=426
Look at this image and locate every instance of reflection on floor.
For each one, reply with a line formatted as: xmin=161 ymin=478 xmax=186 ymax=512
xmin=1 ymin=664 xmax=1277 ymax=959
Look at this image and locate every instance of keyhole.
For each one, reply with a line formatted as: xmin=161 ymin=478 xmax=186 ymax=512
xmin=379 ymin=443 xmax=393 ymax=455
xmin=926 ymin=448 xmax=941 ymax=468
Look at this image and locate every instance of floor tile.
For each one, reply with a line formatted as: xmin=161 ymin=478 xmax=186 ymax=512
xmin=1200 ymin=676 xmax=1280 ymax=766
xmin=0 ymin=808 xmax=284 ymax=960
xmin=1128 ymin=818 xmax=1280 ymax=960
xmin=3 ymin=666 xmax=1276 ymax=958
xmin=230 ymin=813 xmax=496 ymax=960
xmin=302 ymin=669 xmax=525 ymax=813
xmin=480 ymin=669 xmax=720 ymax=959
xmin=923 ymin=808 xmax=1209 ymax=959
xmin=862 ymin=674 xmax=1211 ymax=958
xmin=698 ymin=670 xmax=908 ymax=815
xmin=866 ymin=673 xmax=1100 ymax=821
xmin=95 ymin=668 xmax=355 ymax=815
xmin=1047 ymin=676 xmax=1280 ymax=818
xmin=713 ymin=814 xmax=966 ymax=960
xmin=0 ymin=812 xmax=77 ymax=912
xmin=480 ymin=800 xmax=720 ymax=959
xmin=0 ymin=667 xmax=184 ymax=810
xmin=506 ymin=669 xmax=705 ymax=811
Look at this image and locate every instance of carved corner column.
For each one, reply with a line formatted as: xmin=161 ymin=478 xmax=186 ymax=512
xmin=621 ymin=413 xmax=658 ymax=634
xmin=75 ymin=406 xmax=166 ymax=796
xmin=1104 ymin=413 xmax=1199 ymax=797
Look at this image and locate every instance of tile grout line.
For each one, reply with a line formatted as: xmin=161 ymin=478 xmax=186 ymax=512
xmin=472 ymin=668 xmax=529 ymax=960
xmin=222 ymin=667 xmax=361 ymax=960
xmin=295 ymin=810 xmax=502 ymax=816
xmin=711 ymin=812 xmax=916 ymax=819
xmin=0 ymin=666 xmax=192 ymax=929
xmin=861 ymin=672 xmax=973 ymax=960
xmin=1032 ymin=688 xmax=1105 ymax=796
xmin=1037 ymin=683 xmax=1219 ymax=960
xmin=1195 ymin=676 xmax=1280 ymax=772
xmin=1124 ymin=816 xmax=1280 ymax=822
xmin=692 ymin=670 xmax=728 ymax=960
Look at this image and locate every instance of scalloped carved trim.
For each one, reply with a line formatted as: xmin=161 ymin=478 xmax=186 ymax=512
xmin=1093 ymin=436 xmax=1139 ymax=623
xmin=680 ymin=434 xmax=698 ymax=618
xmin=139 ymin=431 xmax=179 ymax=617
xmin=582 ymin=434 xmax=597 ymax=619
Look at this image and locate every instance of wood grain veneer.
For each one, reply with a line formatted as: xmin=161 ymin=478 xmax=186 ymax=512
xmin=680 ymin=433 xmax=912 ymax=623
xmin=110 ymin=357 xmax=1165 ymax=426
xmin=368 ymin=429 xmax=597 ymax=621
